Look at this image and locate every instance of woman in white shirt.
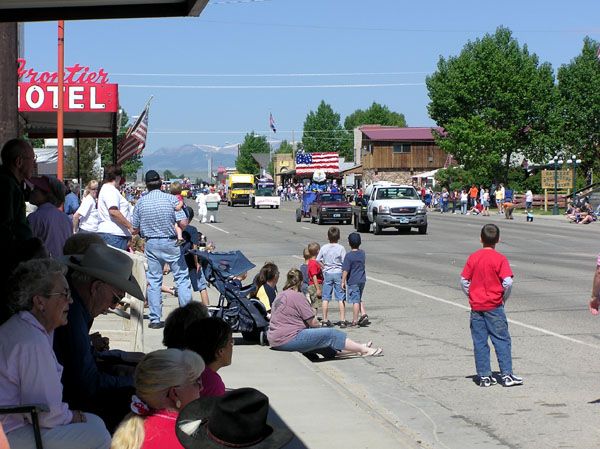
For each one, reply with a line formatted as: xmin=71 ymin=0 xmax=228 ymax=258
xmin=73 ymin=180 xmax=99 ymax=234
xmin=96 ymin=165 xmax=133 ymax=250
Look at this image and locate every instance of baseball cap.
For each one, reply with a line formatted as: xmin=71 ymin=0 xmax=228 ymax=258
xmin=348 ymin=232 xmax=361 ymax=247
xmin=145 ymin=170 xmax=161 ymax=183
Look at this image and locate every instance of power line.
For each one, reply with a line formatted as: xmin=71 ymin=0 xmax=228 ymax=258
xmin=111 ymin=71 xmax=431 ymax=77
xmin=201 ymin=19 xmax=598 ymax=34
xmin=121 ymin=82 xmax=425 ymax=89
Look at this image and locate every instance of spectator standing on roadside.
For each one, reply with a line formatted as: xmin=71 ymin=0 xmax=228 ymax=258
xmin=482 ymin=189 xmax=490 ymax=216
xmin=469 ymin=184 xmax=479 ymax=208
xmin=504 ymin=200 xmax=515 ymax=220
xmin=495 ymin=185 xmax=504 ymax=214
xmin=341 ymin=232 xmax=369 ymax=327
xmin=588 ymin=253 xmax=600 ymax=316
xmin=73 ymin=180 xmax=100 ymax=234
xmin=97 ymin=164 xmax=133 ymax=251
xmin=64 ymin=180 xmax=80 ymax=218
xmin=132 ymin=170 xmax=193 ymax=329
xmin=460 ymin=224 xmax=522 ymax=388
xmin=307 ymin=242 xmax=323 ymax=319
xmin=441 ymin=188 xmax=449 ymax=213
xmin=460 ymin=189 xmax=469 ymax=215
xmin=525 ymin=189 xmax=533 ymax=212
xmin=317 ymin=227 xmax=347 ymax=328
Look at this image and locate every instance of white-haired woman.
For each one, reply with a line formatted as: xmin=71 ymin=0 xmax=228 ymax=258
xmin=0 ymin=259 xmax=110 ymax=449
xmin=73 ymin=180 xmax=100 ymax=234
xmin=111 ymin=349 xmax=205 ymax=449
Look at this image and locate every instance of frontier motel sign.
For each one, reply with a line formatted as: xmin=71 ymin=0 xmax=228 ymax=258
xmin=18 ymin=59 xmax=118 ymax=113
xmin=17 ymin=59 xmax=120 ymax=139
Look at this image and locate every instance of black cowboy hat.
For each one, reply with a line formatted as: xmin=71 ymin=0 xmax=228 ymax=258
xmin=176 ymin=388 xmax=293 ymax=449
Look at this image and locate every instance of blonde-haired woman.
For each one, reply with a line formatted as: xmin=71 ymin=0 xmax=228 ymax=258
xmin=268 ymin=269 xmax=382 ymax=359
xmin=111 ymin=349 xmax=204 ymax=449
xmin=73 ymin=180 xmax=100 ymax=233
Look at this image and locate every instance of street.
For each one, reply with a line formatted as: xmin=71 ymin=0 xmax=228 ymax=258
xmin=190 ymin=199 xmax=600 ymax=449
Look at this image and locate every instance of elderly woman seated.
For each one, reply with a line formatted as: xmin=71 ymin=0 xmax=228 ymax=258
xmin=268 ymin=269 xmax=383 ymax=359
xmin=0 ymin=259 xmax=110 ymax=449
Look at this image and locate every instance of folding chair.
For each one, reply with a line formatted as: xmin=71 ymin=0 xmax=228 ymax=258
xmin=0 ymin=404 xmax=48 ymax=449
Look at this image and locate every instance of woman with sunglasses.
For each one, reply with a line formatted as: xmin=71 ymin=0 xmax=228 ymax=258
xmin=0 ymin=259 xmax=111 ymax=449
xmin=111 ymin=349 xmax=205 ymax=449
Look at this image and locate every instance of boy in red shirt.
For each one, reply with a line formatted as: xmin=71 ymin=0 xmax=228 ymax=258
xmin=460 ymin=224 xmax=522 ymax=388
xmin=306 ymin=242 xmax=323 ymax=319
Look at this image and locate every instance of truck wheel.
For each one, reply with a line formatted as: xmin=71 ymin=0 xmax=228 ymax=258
xmin=374 ymin=223 xmax=383 ymax=235
xmin=227 ymin=201 xmax=231 ymax=207
xmin=270 ymin=205 xmax=274 ymax=209
xmin=353 ymin=214 xmax=358 ymax=229
xmin=276 ymin=205 xmax=279 ymax=209
xmin=317 ymin=215 xmax=324 ymax=225
xmin=295 ymin=209 xmax=302 ymax=222
xmin=418 ymin=225 xmax=428 ymax=235
xmin=311 ymin=215 xmax=316 ymax=224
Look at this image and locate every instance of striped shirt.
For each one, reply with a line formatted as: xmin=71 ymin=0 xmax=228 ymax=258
xmin=131 ymin=189 xmax=187 ymax=238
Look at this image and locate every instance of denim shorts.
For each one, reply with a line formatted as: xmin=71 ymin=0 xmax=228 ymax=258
xmin=322 ymin=271 xmax=344 ymax=301
xmin=189 ymin=267 xmax=207 ymax=292
xmin=346 ymin=283 xmax=365 ymax=304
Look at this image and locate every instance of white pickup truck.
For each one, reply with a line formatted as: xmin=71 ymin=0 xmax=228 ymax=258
xmin=354 ymin=182 xmax=427 ymax=235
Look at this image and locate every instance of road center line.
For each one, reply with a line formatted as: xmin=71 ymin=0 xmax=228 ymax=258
xmin=301 ymin=226 xmax=311 ymax=230
xmin=203 ymin=223 xmax=230 ymax=234
xmin=366 ymin=275 xmax=600 ymax=350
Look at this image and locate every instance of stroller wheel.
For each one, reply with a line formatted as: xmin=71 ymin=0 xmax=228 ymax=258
xmin=259 ymin=330 xmax=269 ymax=347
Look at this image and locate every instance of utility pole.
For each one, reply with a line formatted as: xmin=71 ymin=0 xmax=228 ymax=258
xmin=0 ymin=23 xmax=19 ymax=145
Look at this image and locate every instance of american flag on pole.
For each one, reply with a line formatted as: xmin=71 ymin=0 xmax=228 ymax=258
xmin=269 ymin=113 xmax=276 ymax=133
xmin=295 ymin=151 xmax=339 ymax=174
xmin=117 ymin=105 xmax=149 ymax=165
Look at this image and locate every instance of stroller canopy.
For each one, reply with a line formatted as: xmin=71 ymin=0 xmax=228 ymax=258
xmin=194 ymin=250 xmax=256 ymax=278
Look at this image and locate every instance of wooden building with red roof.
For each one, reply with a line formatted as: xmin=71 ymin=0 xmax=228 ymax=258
xmin=355 ymin=125 xmax=449 ymax=185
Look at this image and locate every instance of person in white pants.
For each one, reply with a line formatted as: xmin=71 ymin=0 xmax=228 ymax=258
xmin=196 ymin=190 xmax=208 ymax=223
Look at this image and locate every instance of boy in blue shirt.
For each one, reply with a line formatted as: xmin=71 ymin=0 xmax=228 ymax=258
xmin=342 ymin=232 xmax=369 ymax=327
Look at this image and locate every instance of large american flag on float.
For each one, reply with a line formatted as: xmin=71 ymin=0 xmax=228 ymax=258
xmin=295 ymin=151 xmax=339 ymax=174
xmin=117 ymin=105 xmax=149 ymax=165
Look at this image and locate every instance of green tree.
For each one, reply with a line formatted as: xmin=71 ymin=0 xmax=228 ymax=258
xmin=163 ymin=169 xmax=176 ymax=180
xmin=302 ymin=100 xmax=353 ymax=161
xmin=64 ymin=139 xmax=102 ymax=185
xmin=277 ymin=140 xmax=294 ymax=154
xmin=426 ymin=27 xmax=556 ymax=184
xmin=344 ymin=102 xmax=407 ymax=130
xmin=556 ymin=37 xmax=600 ymax=176
xmin=236 ymin=132 xmax=270 ymax=174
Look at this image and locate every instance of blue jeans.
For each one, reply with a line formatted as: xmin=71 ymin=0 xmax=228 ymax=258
xmin=99 ymin=233 xmax=129 ymax=251
xmin=272 ymin=328 xmax=346 ymax=354
xmin=145 ymin=239 xmax=193 ymax=323
xmin=322 ymin=271 xmax=344 ymax=301
xmin=461 ymin=201 xmax=468 ymax=215
xmin=441 ymin=200 xmax=448 ymax=212
xmin=470 ymin=305 xmax=513 ymax=377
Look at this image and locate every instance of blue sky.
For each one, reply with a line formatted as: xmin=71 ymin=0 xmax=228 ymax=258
xmin=24 ymin=0 xmax=600 ymax=153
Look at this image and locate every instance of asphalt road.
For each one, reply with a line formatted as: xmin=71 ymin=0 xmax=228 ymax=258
xmin=189 ymin=199 xmax=600 ymax=449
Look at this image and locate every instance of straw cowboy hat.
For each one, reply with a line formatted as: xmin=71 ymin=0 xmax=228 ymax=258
xmin=62 ymin=243 xmax=145 ymax=301
xmin=176 ymin=388 xmax=293 ymax=449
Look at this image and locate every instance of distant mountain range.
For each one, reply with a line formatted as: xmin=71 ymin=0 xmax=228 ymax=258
xmin=141 ymin=141 xmax=283 ymax=179
xmin=142 ymin=144 xmax=238 ymax=178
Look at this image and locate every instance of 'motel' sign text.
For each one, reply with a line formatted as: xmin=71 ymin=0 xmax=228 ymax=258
xmin=17 ymin=58 xmax=118 ymax=113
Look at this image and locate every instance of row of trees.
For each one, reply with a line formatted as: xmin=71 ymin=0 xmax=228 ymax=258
xmin=428 ymin=27 xmax=600 ymax=188
xmin=235 ymin=101 xmax=406 ymax=173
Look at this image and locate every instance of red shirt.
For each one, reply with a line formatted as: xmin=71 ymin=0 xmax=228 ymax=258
xmin=461 ymin=248 xmax=513 ymax=312
xmin=307 ymin=259 xmax=323 ymax=286
xmin=141 ymin=409 xmax=183 ymax=449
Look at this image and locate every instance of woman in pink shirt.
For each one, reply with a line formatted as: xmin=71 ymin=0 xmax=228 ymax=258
xmin=0 ymin=259 xmax=110 ymax=449
xmin=111 ymin=348 xmax=205 ymax=449
xmin=184 ymin=317 xmax=233 ymax=397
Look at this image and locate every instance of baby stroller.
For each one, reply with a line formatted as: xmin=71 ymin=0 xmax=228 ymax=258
xmin=193 ymin=250 xmax=269 ymax=345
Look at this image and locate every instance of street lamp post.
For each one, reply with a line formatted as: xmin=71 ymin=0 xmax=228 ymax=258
xmin=552 ymin=155 xmax=563 ymax=215
xmin=566 ymin=155 xmax=581 ymax=204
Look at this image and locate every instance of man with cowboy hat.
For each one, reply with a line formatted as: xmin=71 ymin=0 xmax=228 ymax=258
xmin=53 ymin=243 xmax=145 ymax=432
xmin=132 ymin=169 xmax=193 ymax=329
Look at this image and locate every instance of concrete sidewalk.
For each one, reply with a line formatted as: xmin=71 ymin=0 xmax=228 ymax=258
xmin=92 ymin=281 xmax=421 ymax=449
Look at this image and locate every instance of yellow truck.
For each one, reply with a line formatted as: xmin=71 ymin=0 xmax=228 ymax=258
xmin=227 ymin=174 xmax=255 ymax=207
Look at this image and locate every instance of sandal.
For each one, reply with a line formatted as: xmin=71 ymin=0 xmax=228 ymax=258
xmin=348 ymin=321 xmax=358 ymax=327
xmin=357 ymin=314 xmax=369 ymax=326
xmin=362 ymin=347 xmax=383 ymax=357
xmin=339 ymin=321 xmax=347 ymax=329
xmin=321 ymin=320 xmax=332 ymax=328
